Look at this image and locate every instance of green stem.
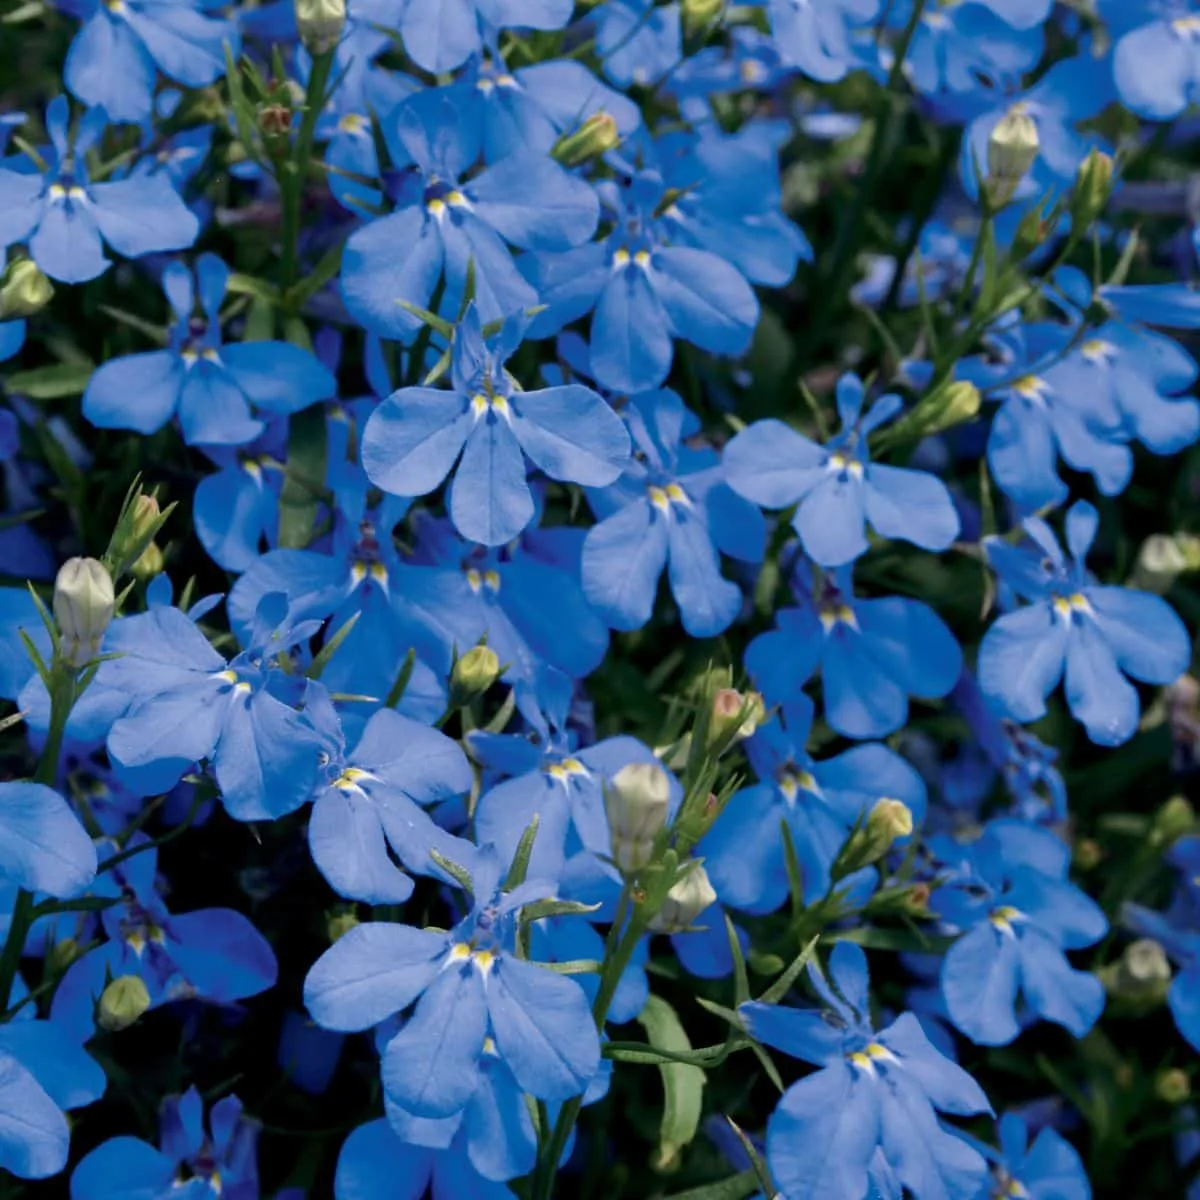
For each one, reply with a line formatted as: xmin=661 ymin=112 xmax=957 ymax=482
xmin=801 ymin=0 xmax=929 ymax=360
xmin=532 ymin=895 xmax=647 ymax=1200
xmin=281 ymin=49 xmax=334 ymax=291
xmin=0 ymin=669 xmax=77 ymax=1014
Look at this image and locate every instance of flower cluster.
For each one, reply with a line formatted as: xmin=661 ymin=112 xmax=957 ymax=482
xmin=0 ymin=1 xmax=1197 ymax=1198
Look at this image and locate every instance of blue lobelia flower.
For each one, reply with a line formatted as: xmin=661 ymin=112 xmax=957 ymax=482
xmin=98 ymin=595 xmax=328 ymax=816
xmin=896 ymin=0 xmax=1044 ymax=100
xmin=362 ymin=303 xmax=629 ymax=546
xmin=336 ymin=1116 xmax=519 ymax=1199
xmin=1045 ymin=265 xmax=1200 ymax=461
xmin=472 ymin=681 xmax=679 ymax=881
xmin=71 ymin=1087 xmax=259 ymax=1200
xmin=699 ymin=699 xmax=926 ymax=912
xmin=739 ymin=941 xmax=992 ymax=1200
xmin=302 ymin=685 xmax=476 ymax=905
xmin=968 ymin=1112 xmax=1091 ymax=1200
xmin=0 ymin=781 xmax=97 ymax=899
xmin=958 ymin=319 xmax=1131 ymax=514
xmin=0 ymin=318 xmax=24 ymax=363
xmin=932 ymin=818 xmax=1108 ymax=1046
xmin=84 ymin=253 xmax=336 ymax=445
xmin=524 ymin=127 xmax=804 ymax=395
xmin=51 ymin=835 xmax=277 ymax=1042
xmin=950 ymin=669 xmax=1067 ymax=825
xmin=746 ymin=561 xmax=962 ymax=740
xmin=340 ymin=87 xmax=598 ymax=340
xmin=62 ymin=0 xmax=238 ymax=124
xmin=764 ymin=0 xmax=880 ymax=82
xmin=592 ymin=0 xmax=682 ymax=87
xmin=451 ymin=50 xmax=642 ymax=164
xmin=392 ymin=0 xmax=574 ymax=74
xmin=725 ymin=373 xmax=960 ymax=567
xmin=304 ymin=847 xmax=601 ymax=1119
xmin=978 ymin=500 xmax=1191 ymax=746
xmin=0 ymin=1019 xmax=106 ymax=1180
xmin=0 ymin=97 xmax=197 ymax=284
xmin=581 ymin=389 xmax=765 ymax=638
xmin=1109 ymin=0 xmax=1200 ymax=121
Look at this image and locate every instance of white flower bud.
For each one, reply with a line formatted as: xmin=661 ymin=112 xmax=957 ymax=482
xmin=294 ymin=0 xmax=345 ymax=54
xmin=53 ymin=557 xmax=115 ymax=668
xmin=649 ymin=861 xmax=717 ymax=933
xmin=605 ymin=761 xmax=671 ymax=873
xmin=986 ymin=106 xmax=1039 ymax=208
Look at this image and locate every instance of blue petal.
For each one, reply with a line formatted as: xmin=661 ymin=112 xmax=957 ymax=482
xmin=310 ymin=788 xmax=416 ymax=905
xmin=0 ymin=1020 xmax=104 ymax=1110
xmin=941 ymin=922 xmax=1021 ymax=1046
xmin=589 ymin=268 xmax=673 ymax=395
xmin=1063 ymin=619 xmax=1140 ymax=747
xmin=766 ymin=1061 xmax=880 ymax=1200
xmin=399 ymin=0 xmax=479 ymax=72
xmin=738 ymin=1000 xmax=847 ymax=1066
xmin=863 ymin=464 xmax=960 ymax=553
xmin=177 ymin=363 xmax=263 ymax=447
xmin=362 ymin=388 xmax=472 ymax=498
xmin=121 ymin=4 xmax=235 ymax=86
xmin=88 ymin=175 xmax=199 ymax=259
xmin=468 ymin=154 xmax=598 ymax=251
xmin=83 ymin=350 xmax=183 ymax=434
xmin=30 ymin=201 xmax=109 ymax=284
xmin=1169 ymin=963 xmax=1200 ymax=1054
xmin=1087 ymin=587 xmax=1191 ymax=685
xmin=0 ymin=1057 xmax=67 ymax=1181
xmin=652 ymin=246 xmax=759 ymax=356
xmin=581 ymin=499 xmax=669 ymax=631
xmin=875 ymin=1013 xmax=989 ymax=1116
xmin=722 ymin=418 xmax=825 ymax=508
xmin=512 ymin=385 xmax=630 ymax=487
xmin=168 ymin=908 xmax=278 ymax=1002
xmin=449 ymin=415 xmax=533 ymax=546
xmin=69 ymin=1136 xmax=184 ymax=1199
xmin=795 ymin=473 xmax=868 ymax=567
xmin=304 ymin=922 xmax=447 ymax=1032
xmin=700 ymin=783 xmax=789 ymax=915
xmin=667 ymin=503 xmax=741 ymax=638
xmin=463 ymin=1056 xmax=538 ymax=1182
xmin=978 ymin=604 xmax=1067 ymax=724
xmin=220 ymin=341 xmax=337 ymax=415
xmin=194 ymin=465 xmax=277 ymax=573
xmin=1113 ymin=20 xmax=1195 ymax=120
xmin=0 ymin=169 xmax=43 ymax=249
xmin=382 ymin=962 xmax=487 ymax=1118
xmin=341 ymin=207 xmax=443 ymax=341
xmin=64 ymin=13 xmax=156 ymax=123
xmin=486 ymin=955 xmax=600 ymax=1102
xmin=0 ymin=782 xmax=97 ymax=898
xmin=334 ymin=1119 xmax=433 ymax=1200
xmin=1016 ymin=928 xmax=1105 ymax=1037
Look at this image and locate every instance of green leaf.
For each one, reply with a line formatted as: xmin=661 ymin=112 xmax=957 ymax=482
xmin=503 ymin=815 xmax=540 ymax=891
xmin=518 ymin=898 xmax=601 ymax=924
xmin=429 ymin=849 xmax=474 ymax=895
xmin=4 ymin=361 xmax=94 ymax=399
xmin=285 ymin=239 xmax=345 ymax=312
xmin=278 ymin=407 xmax=327 ymax=549
xmin=396 ymin=300 xmax=455 ymax=340
xmin=384 ymin=649 xmax=417 ymax=709
xmin=227 ymin=272 xmax=282 ymax=307
xmin=665 ymin=1169 xmax=759 ymax=1200
xmin=724 ymin=1118 xmax=775 ymax=1198
xmin=536 ymin=959 xmax=602 ymax=976
xmin=636 ymin=994 xmax=706 ymax=1172
xmin=306 ymin=612 xmax=361 ymax=680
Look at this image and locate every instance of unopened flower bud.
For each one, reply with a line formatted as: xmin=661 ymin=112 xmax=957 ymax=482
xmin=449 ymin=644 xmax=501 ymax=708
xmin=709 ymin=688 xmax=765 ymax=752
xmin=1152 ymin=795 xmax=1194 ymax=848
xmin=131 ymin=540 xmax=164 ymax=581
xmin=45 ymin=937 xmax=83 ymax=976
xmin=606 ymin=761 xmax=671 ymax=873
xmin=683 ymin=0 xmax=724 ymax=35
xmin=98 ymin=975 xmax=151 ymax=1031
xmin=1102 ymin=937 xmax=1172 ymax=1006
xmin=1072 ymin=149 xmax=1115 ymax=229
xmin=1130 ymin=533 xmax=1200 ymax=594
xmin=840 ymin=798 xmax=914 ymax=872
xmin=294 ymin=0 xmax=345 ymax=55
xmin=552 ymin=111 xmax=621 ymax=168
xmin=0 ymin=258 xmax=54 ymax=319
xmin=130 ymin=494 xmax=161 ymax=542
xmin=1074 ymin=837 xmax=1102 ymax=871
xmin=649 ymin=861 xmax=717 ymax=933
xmin=986 ymin=106 xmax=1039 ymax=208
xmin=326 ymin=910 xmax=359 ymax=943
xmin=1156 ymin=1067 xmax=1191 ymax=1105
xmin=53 ymin=557 xmax=115 ymax=668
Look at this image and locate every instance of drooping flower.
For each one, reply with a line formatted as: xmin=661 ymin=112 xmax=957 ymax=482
xmin=0 ymin=97 xmax=197 ymax=284
xmin=724 ymin=373 xmax=960 ymax=567
xmin=978 ymin=500 xmax=1191 ymax=747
